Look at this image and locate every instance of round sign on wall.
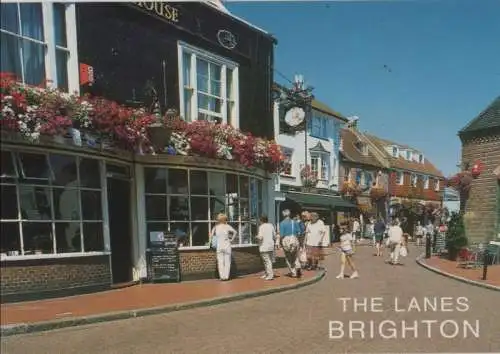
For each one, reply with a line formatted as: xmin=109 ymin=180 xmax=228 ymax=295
xmin=284 ymin=107 xmax=305 ymax=127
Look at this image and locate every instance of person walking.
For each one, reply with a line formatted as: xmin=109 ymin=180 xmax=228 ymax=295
xmin=352 ymin=218 xmax=361 ymax=243
xmin=256 ymin=215 xmax=276 ymax=280
xmin=336 ymin=223 xmax=359 ymax=279
xmin=304 ymin=212 xmax=326 ymax=270
xmin=386 ymin=219 xmax=403 ymax=265
xmin=373 ymin=216 xmax=386 ymax=257
xmin=210 ymin=213 xmax=237 ymax=281
xmin=415 ymin=221 xmax=424 ymax=247
xmin=425 ymin=220 xmax=435 ymax=254
xmin=278 ymin=209 xmax=302 ymax=278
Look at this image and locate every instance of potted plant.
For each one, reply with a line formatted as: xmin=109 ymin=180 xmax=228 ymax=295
xmin=300 ymin=165 xmax=318 ymax=190
xmin=445 ymin=212 xmax=468 ymax=261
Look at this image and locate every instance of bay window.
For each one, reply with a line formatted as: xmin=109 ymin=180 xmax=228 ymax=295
xmin=144 ymin=167 xmax=264 ymax=248
xmin=178 ymin=42 xmax=239 ymax=126
xmin=0 ymin=150 xmax=105 ymax=258
xmin=411 ymin=174 xmax=418 ymax=187
xmin=397 ymin=171 xmax=404 ymax=185
xmin=0 ymin=2 xmax=78 ymax=92
xmin=310 ymin=153 xmax=330 ymax=181
xmin=424 ymin=175 xmax=430 ymax=189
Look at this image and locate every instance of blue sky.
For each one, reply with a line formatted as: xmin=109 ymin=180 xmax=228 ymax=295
xmin=226 ymin=0 xmax=500 ymax=176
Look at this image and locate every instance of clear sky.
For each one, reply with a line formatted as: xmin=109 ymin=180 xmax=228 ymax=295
xmin=225 ymin=0 xmax=500 ymax=177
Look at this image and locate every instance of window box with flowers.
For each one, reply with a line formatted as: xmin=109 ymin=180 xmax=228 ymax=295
xmin=0 ymin=74 xmax=282 ymax=174
xmin=340 ymin=180 xmax=360 ymax=198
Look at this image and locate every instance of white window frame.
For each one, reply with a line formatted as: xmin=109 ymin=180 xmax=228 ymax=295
xmin=406 ymin=150 xmax=412 ymax=160
xmin=177 ymin=41 xmax=239 ymax=127
xmin=0 ymin=2 xmax=79 ymax=93
xmin=392 ymin=146 xmax=399 ymax=157
xmin=411 ymin=174 xmax=418 ymax=187
xmin=311 ymin=153 xmax=330 ymax=181
xmin=397 ymin=171 xmax=404 ymax=185
xmin=435 ymin=178 xmax=440 ymax=191
xmin=424 ymin=175 xmax=430 ymax=189
xmin=419 ymin=154 xmax=424 ymax=164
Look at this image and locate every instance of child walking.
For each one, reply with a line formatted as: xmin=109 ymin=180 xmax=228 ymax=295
xmin=336 ymin=224 xmax=359 ymax=279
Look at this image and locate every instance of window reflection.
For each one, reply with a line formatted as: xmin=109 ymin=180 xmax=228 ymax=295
xmin=0 ymin=222 xmax=21 ymax=255
xmin=81 ymin=190 xmax=102 ymax=220
xmin=1 ymin=151 xmax=17 ymax=179
xmin=18 ymin=152 xmax=50 ymax=181
xmin=190 ymin=170 xmax=208 ymax=195
xmin=145 ymin=195 xmax=167 ymax=220
xmin=226 ymin=174 xmax=238 ymax=194
xmin=239 ymin=176 xmax=249 ymax=198
xmin=240 ymin=222 xmax=251 ymax=244
xmin=210 ymin=196 xmax=225 ymax=219
xmin=83 ymin=222 xmax=104 ymax=251
xmin=19 ymin=186 xmax=52 ymax=220
xmin=191 ymin=222 xmax=209 ymax=246
xmin=50 ymin=154 xmax=77 ymax=187
xmin=1 ymin=185 xmax=18 ymax=219
xmin=169 ymin=196 xmax=189 ymax=221
xmin=208 ymin=172 xmax=225 ymax=196
xmin=22 ymin=222 xmax=53 ymax=254
xmin=55 ymin=221 xmax=81 ymax=252
xmin=79 ymin=158 xmax=101 ymax=188
xmin=144 ymin=167 xmax=166 ymax=194
xmin=190 ymin=196 xmax=208 ymax=221
xmin=53 ymin=187 xmax=80 ymax=220
xmin=170 ymin=222 xmax=189 ymax=246
xmin=168 ymin=169 xmax=188 ymax=194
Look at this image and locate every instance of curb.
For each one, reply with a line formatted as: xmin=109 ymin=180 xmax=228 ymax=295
xmin=1 ymin=270 xmax=325 ymax=337
xmin=416 ymin=254 xmax=500 ymax=292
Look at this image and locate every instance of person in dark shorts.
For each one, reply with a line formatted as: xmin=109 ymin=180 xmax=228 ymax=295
xmin=373 ymin=216 xmax=386 ymax=256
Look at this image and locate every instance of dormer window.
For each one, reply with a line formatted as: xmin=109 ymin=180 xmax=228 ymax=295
xmin=355 ymin=141 xmax=368 ymax=156
xmin=392 ymin=146 xmax=399 ymax=157
xmin=406 ymin=150 xmax=412 ymax=160
xmin=419 ymin=154 xmax=424 ymax=164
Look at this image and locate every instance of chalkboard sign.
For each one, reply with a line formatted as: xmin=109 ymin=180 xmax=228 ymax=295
xmin=147 ymin=232 xmax=180 ymax=283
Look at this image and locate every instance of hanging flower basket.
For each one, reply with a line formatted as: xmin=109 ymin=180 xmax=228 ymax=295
xmin=369 ymin=186 xmax=387 ymax=201
xmin=340 ymin=180 xmax=360 ymax=198
xmin=446 ymin=171 xmax=473 ymax=198
xmin=300 ymin=165 xmax=318 ymax=188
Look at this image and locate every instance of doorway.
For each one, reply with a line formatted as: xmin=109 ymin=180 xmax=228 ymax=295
xmin=107 ymin=176 xmax=133 ymax=284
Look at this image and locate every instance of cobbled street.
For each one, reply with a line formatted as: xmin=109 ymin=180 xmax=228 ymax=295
xmin=2 ymin=246 xmax=499 ymax=354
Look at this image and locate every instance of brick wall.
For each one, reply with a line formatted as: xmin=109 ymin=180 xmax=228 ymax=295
xmin=180 ymin=246 xmax=263 ymax=280
xmin=461 ymin=134 xmax=500 ymax=243
xmin=389 ymin=171 xmax=443 ymax=201
xmin=1 ymin=255 xmax=111 ymax=298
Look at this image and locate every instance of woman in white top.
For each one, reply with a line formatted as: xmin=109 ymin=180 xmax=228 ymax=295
xmin=415 ymin=221 xmax=424 ymax=247
xmin=305 ymin=212 xmax=326 ymax=270
xmin=210 ymin=213 xmax=237 ymax=281
xmin=256 ymin=214 xmax=276 ymax=280
xmin=336 ymin=224 xmax=359 ymax=279
xmin=386 ymin=219 xmax=403 ymax=265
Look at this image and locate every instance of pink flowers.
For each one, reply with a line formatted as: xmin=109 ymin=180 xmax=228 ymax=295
xmin=0 ymin=73 xmax=283 ymax=173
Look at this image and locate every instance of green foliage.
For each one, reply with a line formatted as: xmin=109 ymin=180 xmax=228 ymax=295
xmin=445 ymin=212 xmax=468 ymax=259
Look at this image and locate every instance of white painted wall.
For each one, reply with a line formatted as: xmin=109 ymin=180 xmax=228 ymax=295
xmin=273 ymin=101 xmax=342 ymax=192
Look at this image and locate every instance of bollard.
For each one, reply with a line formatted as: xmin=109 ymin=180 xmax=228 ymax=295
xmin=482 ymin=251 xmax=490 ymax=281
xmin=425 ymin=234 xmax=431 ymax=259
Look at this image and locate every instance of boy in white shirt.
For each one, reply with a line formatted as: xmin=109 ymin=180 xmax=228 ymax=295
xmin=336 ymin=224 xmax=359 ymax=279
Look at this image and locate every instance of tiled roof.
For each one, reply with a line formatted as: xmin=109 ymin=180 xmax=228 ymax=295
xmin=364 ymin=134 xmax=444 ymax=178
xmin=459 ymin=96 xmax=500 ymax=135
xmin=340 ymin=128 xmax=385 ymax=169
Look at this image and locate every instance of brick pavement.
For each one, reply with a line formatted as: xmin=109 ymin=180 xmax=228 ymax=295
xmin=0 ymin=266 xmax=319 ymax=326
xmin=2 ymin=246 xmax=500 ymax=354
xmin=423 ymin=256 xmax=500 ymax=287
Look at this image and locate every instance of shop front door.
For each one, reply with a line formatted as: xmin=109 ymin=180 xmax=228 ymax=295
xmin=107 ymin=176 xmax=133 ymax=284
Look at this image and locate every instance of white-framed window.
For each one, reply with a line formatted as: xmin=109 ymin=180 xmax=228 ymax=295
xmin=406 ymin=151 xmax=412 ymax=160
xmin=0 ymin=2 xmax=78 ymax=92
xmin=423 ymin=175 xmax=430 ymax=189
xmin=308 ymin=113 xmax=330 ymax=139
xmin=144 ymin=168 xmax=264 ymax=248
xmin=411 ymin=174 xmax=418 ymax=187
xmin=419 ymin=154 xmax=424 ymax=164
xmin=280 ymin=147 xmax=293 ymax=176
xmin=177 ymin=42 xmax=239 ymax=126
xmin=434 ymin=178 xmax=440 ymax=191
xmin=397 ymin=171 xmax=404 ymax=185
xmin=1 ymin=150 xmax=106 ymax=258
xmin=392 ymin=146 xmax=399 ymax=157
xmin=310 ymin=153 xmax=330 ymax=181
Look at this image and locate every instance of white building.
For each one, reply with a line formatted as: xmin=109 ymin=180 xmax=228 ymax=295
xmin=270 ymin=85 xmax=353 ymax=225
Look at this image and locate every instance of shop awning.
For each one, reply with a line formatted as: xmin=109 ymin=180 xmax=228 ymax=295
xmin=286 ymin=192 xmax=357 ymax=210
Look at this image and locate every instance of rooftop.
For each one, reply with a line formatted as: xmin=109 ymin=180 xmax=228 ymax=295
xmin=459 ymin=96 xmax=500 ymax=136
